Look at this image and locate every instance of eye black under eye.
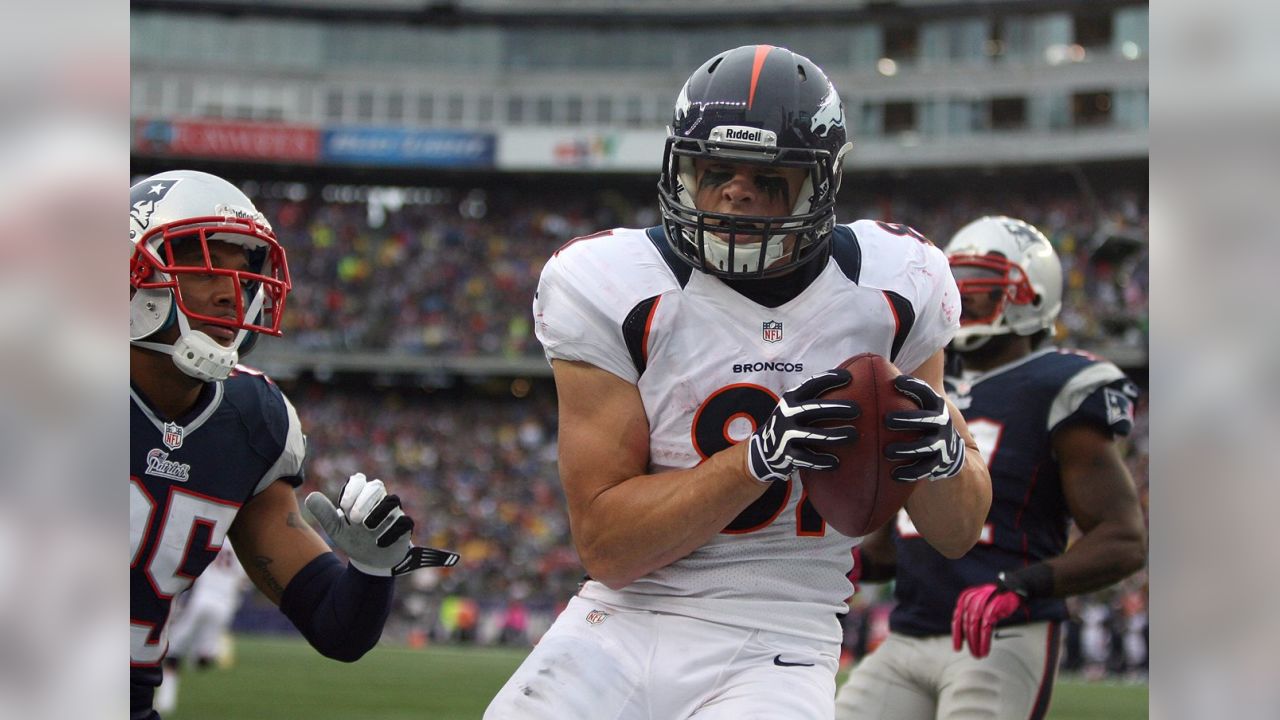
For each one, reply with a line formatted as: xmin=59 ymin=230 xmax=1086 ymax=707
xmin=699 ymin=169 xmax=733 ymax=189
xmin=755 ymin=175 xmax=791 ymax=201
xmin=755 ymin=175 xmax=788 ymax=191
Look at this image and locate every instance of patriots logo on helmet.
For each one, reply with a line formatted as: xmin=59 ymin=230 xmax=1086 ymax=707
xmin=1000 ymin=219 xmax=1043 ymax=252
xmin=129 ymin=179 xmax=178 ymax=240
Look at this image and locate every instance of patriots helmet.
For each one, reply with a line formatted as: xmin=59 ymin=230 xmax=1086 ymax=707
xmin=129 ymin=170 xmax=290 ymax=381
xmin=944 ymin=216 xmax=1063 ymax=351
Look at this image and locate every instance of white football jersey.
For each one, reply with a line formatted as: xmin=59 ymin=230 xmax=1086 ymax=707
xmin=533 ymin=221 xmax=960 ymax=643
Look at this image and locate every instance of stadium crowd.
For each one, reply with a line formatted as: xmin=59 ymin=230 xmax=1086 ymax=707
xmin=256 ymin=182 xmax=1148 ymax=360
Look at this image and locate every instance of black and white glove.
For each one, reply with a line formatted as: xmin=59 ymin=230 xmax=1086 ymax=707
xmin=746 ymin=370 xmax=861 ymax=484
xmin=305 ymin=473 xmax=460 ymax=577
xmin=884 ymin=376 xmax=966 ymax=482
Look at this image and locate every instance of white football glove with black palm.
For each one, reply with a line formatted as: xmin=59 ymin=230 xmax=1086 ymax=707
xmin=305 ymin=473 xmax=460 ymax=577
xmin=884 ymin=376 xmax=966 ymax=482
xmin=746 ymin=370 xmax=861 ymax=484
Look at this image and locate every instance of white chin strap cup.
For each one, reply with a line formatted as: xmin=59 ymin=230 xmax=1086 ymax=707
xmin=701 ymin=232 xmax=785 ymax=274
xmin=133 ymin=328 xmax=238 ymax=383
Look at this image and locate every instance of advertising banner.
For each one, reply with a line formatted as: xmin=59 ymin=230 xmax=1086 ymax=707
xmin=322 ymin=127 xmax=495 ymax=168
xmin=133 ymin=119 xmax=321 ymax=163
xmin=496 ymin=129 xmax=666 ymax=172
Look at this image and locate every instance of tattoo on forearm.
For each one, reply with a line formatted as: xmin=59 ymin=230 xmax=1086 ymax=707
xmin=252 ymin=555 xmax=285 ymax=597
xmin=286 ymin=511 xmax=305 ymax=529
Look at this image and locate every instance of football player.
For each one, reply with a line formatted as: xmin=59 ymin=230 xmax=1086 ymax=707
xmin=155 ymin=542 xmax=248 ymax=715
xmin=833 ymin=216 xmax=1147 ymax=720
xmin=485 ymin=45 xmax=991 ymax=720
xmin=129 ymin=170 xmax=459 ymax=720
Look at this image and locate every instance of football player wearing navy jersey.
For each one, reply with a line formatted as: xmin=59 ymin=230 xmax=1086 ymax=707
xmin=834 ymin=217 xmax=1147 ymax=720
xmin=486 ymin=46 xmax=991 ymax=720
xmin=129 ymin=170 xmax=459 ymax=720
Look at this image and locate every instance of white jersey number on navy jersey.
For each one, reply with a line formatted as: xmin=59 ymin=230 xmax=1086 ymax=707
xmin=129 ymin=479 xmax=238 ymax=664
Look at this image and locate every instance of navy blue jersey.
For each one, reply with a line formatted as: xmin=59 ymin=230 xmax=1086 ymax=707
xmin=130 ymin=367 xmax=305 ymax=716
xmin=889 ymin=347 xmax=1138 ymax=637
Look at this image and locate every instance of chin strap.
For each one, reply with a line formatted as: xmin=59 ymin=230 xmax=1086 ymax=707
xmin=132 ymin=313 xmax=239 ymax=382
xmin=701 ymin=231 xmax=786 ymax=274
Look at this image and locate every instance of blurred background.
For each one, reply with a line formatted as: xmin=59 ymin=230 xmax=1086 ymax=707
xmin=125 ymin=0 xmax=1152 ymax=717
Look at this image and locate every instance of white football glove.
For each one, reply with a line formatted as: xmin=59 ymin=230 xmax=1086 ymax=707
xmin=305 ymin=473 xmax=459 ymax=577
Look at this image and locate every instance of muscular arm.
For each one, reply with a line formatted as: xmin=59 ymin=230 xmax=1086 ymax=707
xmin=901 ymin=349 xmax=993 ymax=558
xmin=553 ymin=359 xmax=772 ymax=589
xmin=1044 ymin=423 xmax=1147 ymax=596
xmin=227 ymin=479 xmax=331 ymax=603
xmin=229 ymin=479 xmax=396 ymax=662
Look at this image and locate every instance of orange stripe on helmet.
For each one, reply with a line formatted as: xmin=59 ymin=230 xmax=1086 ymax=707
xmin=748 ymin=45 xmax=774 ymax=110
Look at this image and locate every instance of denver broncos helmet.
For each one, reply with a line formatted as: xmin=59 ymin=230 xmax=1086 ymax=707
xmin=944 ymin=216 xmax=1063 ymax=352
xmin=658 ymin=45 xmax=854 ymax=278
xmin=129 ymin=170 xmax=291 ymax=381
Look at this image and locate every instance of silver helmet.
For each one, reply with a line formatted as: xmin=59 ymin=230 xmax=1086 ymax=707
xmin=944 ymin=216 xmax=1063 ymax=352
xmin=129 ymin=170 xmax=290 ymax=381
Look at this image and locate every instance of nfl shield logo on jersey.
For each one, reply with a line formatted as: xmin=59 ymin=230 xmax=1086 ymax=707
xmin=162 ymin=422 xmax=184 ymax=450
xmin=585 ymin=609 xmax=609 ymax=625
xmin=762 ymin=320 xmax=783 ymax=343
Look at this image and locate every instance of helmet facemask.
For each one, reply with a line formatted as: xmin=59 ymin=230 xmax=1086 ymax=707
xmin=130 ymin=215 xmax=290 ymax=382
xmin=948 ymin=254 xmax=1038 ymax=351
xmin=658 ymin=135 xmax=845 ymax=278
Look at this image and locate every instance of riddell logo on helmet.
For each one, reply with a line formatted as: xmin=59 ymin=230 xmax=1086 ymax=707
xmin=710 ymin=125 xmax=775 ymax=146
xmin=724 ymin=127 xmax=762 ymax=142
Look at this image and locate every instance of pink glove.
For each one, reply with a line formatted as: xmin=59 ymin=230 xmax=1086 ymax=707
xmin=951 ymin=583 xmax=1026 ymax=658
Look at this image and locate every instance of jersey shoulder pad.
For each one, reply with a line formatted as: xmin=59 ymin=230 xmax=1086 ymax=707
xmin=840 ymin=219 xmax=959 ymax=372
xmin=224 ymin=368 xmax=306 ymax=491
xmin=543 ymin=226 xmax=680 ymax=315
xmin=1036 ymin=350 xmax=1139 ymax=436
xmin=843 ymin=219 xmax=946 ymax=291
xmin=535 ymin=227 xmax=681 ymax=383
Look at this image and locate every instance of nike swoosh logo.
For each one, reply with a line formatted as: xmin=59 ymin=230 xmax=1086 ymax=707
xmin=773 ymin=654 xmax=815 ymax=667
xmin=993 ymin=631 xmax=1022 ymax=640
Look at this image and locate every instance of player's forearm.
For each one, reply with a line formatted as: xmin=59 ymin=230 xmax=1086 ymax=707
xmin=278 ymin=552 xmax=394 ymax=662
xmin=904 ymin=445 xmax=991 ymax=558
xmin=1045 ymin=519 xmax=1147 ymax=597
xmin=574 ymin=443 xmax=769 ymax=589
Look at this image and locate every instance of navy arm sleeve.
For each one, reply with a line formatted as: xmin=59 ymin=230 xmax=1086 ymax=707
xmin=279 ymin=552 xmax=394 ymax=662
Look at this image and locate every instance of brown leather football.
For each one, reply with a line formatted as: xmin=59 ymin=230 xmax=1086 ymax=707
xmin=798 ymin=353 xmax=920 ymax=537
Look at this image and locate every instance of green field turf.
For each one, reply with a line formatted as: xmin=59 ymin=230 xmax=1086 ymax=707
xmin=167 ymin=635 xmax=1147 ymax=719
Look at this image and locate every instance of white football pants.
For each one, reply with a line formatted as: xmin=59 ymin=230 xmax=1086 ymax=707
xmin=485 ymin=595 xmax=841 ymax=720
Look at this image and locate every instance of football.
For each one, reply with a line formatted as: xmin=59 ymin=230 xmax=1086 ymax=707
xmin=799 ymin=353 xmax=920 ymax=537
